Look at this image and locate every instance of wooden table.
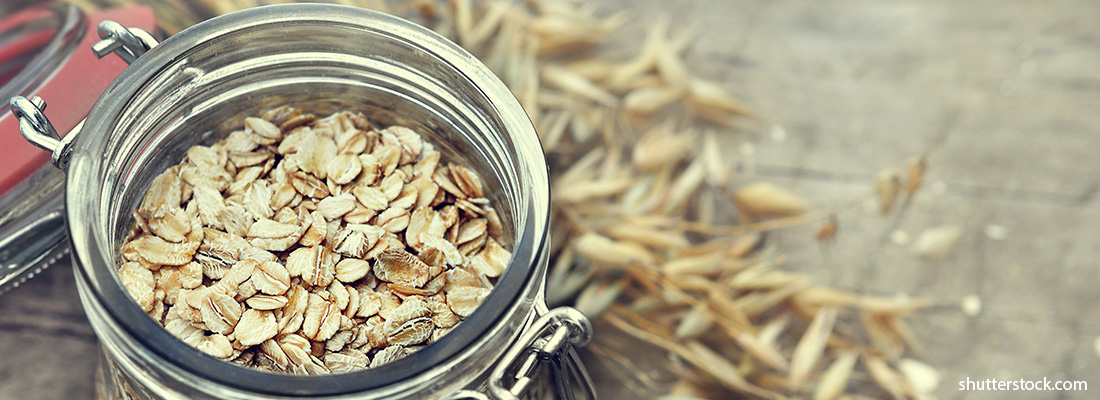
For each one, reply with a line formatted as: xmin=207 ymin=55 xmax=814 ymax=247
xmin=3 ymin=1 xmax=1099 ymax=398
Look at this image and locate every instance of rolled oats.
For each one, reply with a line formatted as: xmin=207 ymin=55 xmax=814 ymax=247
xmin=246 ymin=294 xmax=289 ymax=310
xmin=251 ymin=261 xmax=291 ymax=296
xmin=302 ymin=293 xmax=341 ymax=342
xmin=374 ymin=248 xmax=431 ymax=287
xmin=197 ymin=334 xmax=234 ymax=359
xmin=290 ymin=171 xmax=329 ymax=199
xmin=317 ymin=193 xmax=357 ymax=220
xmin=351 ymin=185 xmax=387 ymax=211
xmin=143 ymin=206 xmax=192 ymax=243
xmin=446 ymin=286 xmax=492 ymax=318
xmin=236 ymin=309 xmax=278 ymax=346
xmin=334 ymin=258 xmax=371 ymax=283
xmin=119 ymin=107 xmax=508 ymax=375
xmin=119 ymin=262 xmax=156 ymax=312
xmin=449 ymin=165 xmax=484 ymax=198
xmin=127 ymin=234 xmax=200 ymax=266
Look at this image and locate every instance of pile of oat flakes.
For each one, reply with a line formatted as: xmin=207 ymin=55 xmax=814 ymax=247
xmin=117 ymin=106 xmax=510 ymax=374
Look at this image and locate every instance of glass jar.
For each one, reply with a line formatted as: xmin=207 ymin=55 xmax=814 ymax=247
xmin=12 ymin=4 xmax=592 ymax=399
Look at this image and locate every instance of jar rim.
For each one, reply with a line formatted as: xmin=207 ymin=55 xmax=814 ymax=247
xmin=67 ymin=4 xmax=550 ymax=396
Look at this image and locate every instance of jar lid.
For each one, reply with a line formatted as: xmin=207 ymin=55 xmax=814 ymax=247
xmin=0 ymin=4 xmax=155 ymax=293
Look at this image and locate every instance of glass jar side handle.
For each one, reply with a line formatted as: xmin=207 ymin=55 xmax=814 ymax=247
xmin=9 ymin=95 xmax=76 ymax=170
xmin=480 ymin=307 xmax=597 ymax=400
xmin=9 ymin=21 xmax=156 ymax=171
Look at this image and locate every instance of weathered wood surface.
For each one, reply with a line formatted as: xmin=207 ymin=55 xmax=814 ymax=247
xmin=3 ymin=0 xmax=1100 ymax=399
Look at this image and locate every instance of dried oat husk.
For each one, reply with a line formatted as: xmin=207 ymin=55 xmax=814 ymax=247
xmin=106 ymin=0 xmax=938 ymax=398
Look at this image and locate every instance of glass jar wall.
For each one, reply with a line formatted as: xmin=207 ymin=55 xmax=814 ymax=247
xmin=62 ymin=5 xmax=558 ymax=399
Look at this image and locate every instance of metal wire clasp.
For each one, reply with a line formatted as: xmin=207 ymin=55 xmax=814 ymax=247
xmin=9 ymin=96 xmax=78 ymax=170
xmin=91 ymin=20 xmax=157 ymax=64
xmin=8 ymin=21 xmax=158 ymax=171
xmin=488 ymin=307 xmax=596 ymax=400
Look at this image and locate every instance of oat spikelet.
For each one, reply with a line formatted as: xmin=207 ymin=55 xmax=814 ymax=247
xmin=813 ymin=351 xmax=858 ymax=400
xmin=874 ymin=170 xmax=902 ymax=214
xmin=789 ymin=307 xmax=839 ymax=388
xmin=732 ymin=182 xmax=808 ymax=218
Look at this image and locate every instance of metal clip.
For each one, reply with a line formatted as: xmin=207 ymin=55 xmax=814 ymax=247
xmin=489 ymin=307 xmax=596 ymax=400
xmin=9 ymin=96 xmax=79 ymax=170
xmin=91 ymin=20 xmax=158 ymax=65
xmin=9 ymin=21 xmax=158 ymax=170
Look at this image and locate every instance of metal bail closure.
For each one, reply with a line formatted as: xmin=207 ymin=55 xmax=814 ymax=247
xmin=9 ymin=21 xmax=158 ymax=171
xmin=91 ymin=20 xmax=158 ymax=64
xmin=488 ymin=307 xmax=597 ymax=400
xmin=9 ymin=96 xmax=78 ymax=170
